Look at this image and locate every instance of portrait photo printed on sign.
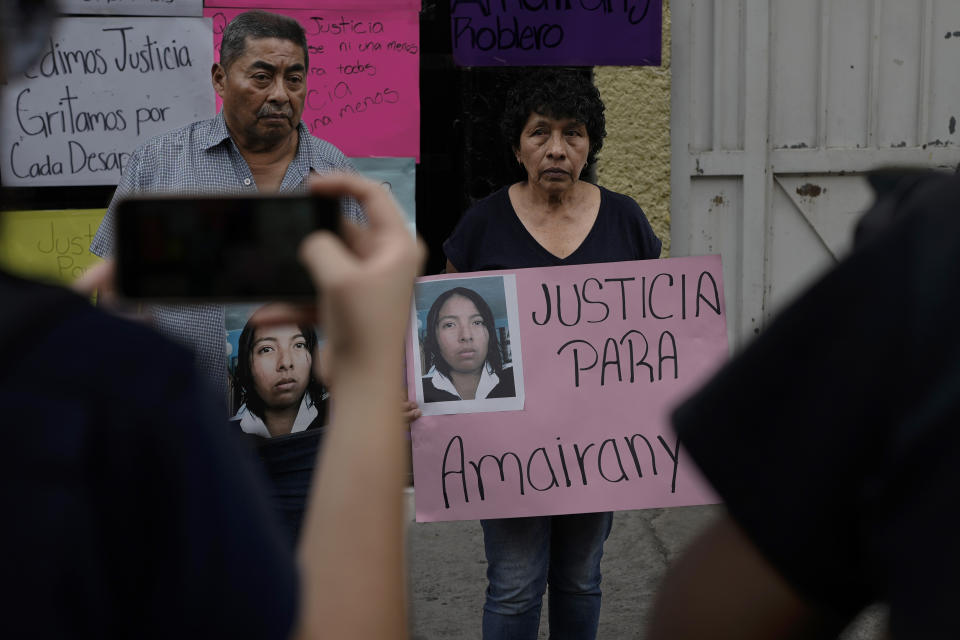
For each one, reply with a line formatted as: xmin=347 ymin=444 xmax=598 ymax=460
xmin=411 ymin=275 xmax=525 ymax=416
xmin=225 ymin=303 xmax=326 ymax=438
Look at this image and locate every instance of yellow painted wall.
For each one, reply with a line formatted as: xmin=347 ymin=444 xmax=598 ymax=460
xmin=594 ymin=0 xmax=672 ymax=256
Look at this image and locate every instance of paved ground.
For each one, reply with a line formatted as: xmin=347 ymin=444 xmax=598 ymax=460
xmin=405 ymin=492 xmax=886 ymax=639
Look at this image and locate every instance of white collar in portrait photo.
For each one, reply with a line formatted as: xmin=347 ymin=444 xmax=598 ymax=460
xmin=233 ymin=391 xmax=319 ymax=438
xmin=428 ymin=362 xmax=510 ymax=400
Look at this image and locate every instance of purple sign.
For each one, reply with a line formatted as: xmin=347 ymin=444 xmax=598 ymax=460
xmin=450 ymin=0 xmax=662 ymax=67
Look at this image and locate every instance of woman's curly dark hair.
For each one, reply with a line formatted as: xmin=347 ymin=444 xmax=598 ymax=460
xmin=423 ymin=287 xmax=503 ymax=378
xmin=500 ymin=68 xmax=606 ymax=170
xmin=236 ymin=320 xmax=324 ymax=421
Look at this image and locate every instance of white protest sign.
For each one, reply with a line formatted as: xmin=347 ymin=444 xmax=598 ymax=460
xmin=0 ymin=17 xmax=214 ymax=187
xmin=57 ymin=0 xmax=203 ymax=17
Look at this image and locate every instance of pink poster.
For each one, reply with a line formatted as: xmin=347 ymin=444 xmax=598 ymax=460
xmin=205 ymin=7 xmax=420 ymax=160
xmin=206 ymin=0 xmax=420 ymax=9
xmin=405 ymin=257 xmax=728 ymax=522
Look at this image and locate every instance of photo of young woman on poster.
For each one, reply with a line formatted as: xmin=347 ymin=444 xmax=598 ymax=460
xmin=226 ymin=304 xmax=327 ymax=545
xmin=412 ymin=274 xmax=524 ymax=416
xmin=421 ymin=286 xmax=516 ymax=403
xmin=229 ymin=305 xmax=326 ymax=437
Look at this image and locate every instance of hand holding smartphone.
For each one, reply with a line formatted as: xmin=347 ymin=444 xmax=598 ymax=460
xmin=115 ymin=193 xmax=340 ymax=301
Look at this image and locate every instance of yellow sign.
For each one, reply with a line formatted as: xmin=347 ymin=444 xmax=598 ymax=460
xmin=0 ymin=209 xmax=105 ymax=284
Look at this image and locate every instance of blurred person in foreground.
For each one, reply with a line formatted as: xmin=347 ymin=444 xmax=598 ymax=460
xmin=648 ymin=172 xmax=960 ymax=640
xmin=442 ymin=68 xmax=661 ymax=639
xmin=2 ymin=7 xmax=423 ymax=630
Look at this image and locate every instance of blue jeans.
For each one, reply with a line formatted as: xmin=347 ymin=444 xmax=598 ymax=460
xmin=480 ymin=512 xmax=614 ymax=640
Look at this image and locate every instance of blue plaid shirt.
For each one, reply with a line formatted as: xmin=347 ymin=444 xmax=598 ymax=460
xmin=91 ymin=112 xmax=364 ymax=405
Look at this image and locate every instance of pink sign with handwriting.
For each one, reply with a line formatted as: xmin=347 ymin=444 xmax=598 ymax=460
xmin=206 ymin=0 xmax=420 ymax=8
xmin=406 ymin=256 xmax=728 ymax=522
xmin=205 ymin=7 xmax=419 ymax=159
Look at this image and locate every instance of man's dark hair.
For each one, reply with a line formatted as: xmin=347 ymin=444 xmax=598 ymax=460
xmin=220 ymin=10 xmax=309 ymax=70
xmin=235 ymin=320 xmax=324 ymax=420
xmin=423 ymin=287 xmax=504 ymax=378
xmin=500 ymin=68 xmax=607 ymax=169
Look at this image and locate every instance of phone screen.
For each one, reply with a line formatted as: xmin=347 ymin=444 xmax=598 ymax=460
xmin=116 ymin=194 xmax=339 ymax=300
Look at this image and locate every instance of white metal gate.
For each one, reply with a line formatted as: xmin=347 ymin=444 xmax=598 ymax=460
xmin=671 ymin=0 xmax=960 ymax=349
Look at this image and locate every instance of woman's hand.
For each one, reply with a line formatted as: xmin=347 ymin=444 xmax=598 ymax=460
xmin=401 ymin=399 xmax=422 ymax=424
xmin=294 ymin=172 xmax=424 ymax=640
xmin=298 ymin=173 xmax=425 ymax=390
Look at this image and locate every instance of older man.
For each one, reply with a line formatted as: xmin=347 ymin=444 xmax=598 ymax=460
xmin=91 ymin=10 xmax=362 ymax=399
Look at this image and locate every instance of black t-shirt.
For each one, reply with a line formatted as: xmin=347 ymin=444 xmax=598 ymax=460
xmin=443 ymin=184 xmax=662 ymax=271
xmin=672 ymin=173 xmax=960 ymax=638
xmin=1 ymin=272 xmax=297 ymax=639
xmin=240 ymin=426 xmax=324 ymax=547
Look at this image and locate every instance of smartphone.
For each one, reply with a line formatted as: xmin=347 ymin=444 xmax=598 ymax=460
xmin=115 ymin=193 xmax=340 ymax=301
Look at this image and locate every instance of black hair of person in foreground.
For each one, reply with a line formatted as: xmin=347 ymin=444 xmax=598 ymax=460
xmin=648 ymin=170 xmax=960 ymax=640
xmin=421 ymin=286 xmax=515 ymax=402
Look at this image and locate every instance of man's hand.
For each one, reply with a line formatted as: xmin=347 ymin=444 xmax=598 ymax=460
xmin=70 ymin=258 xmax=115 ymax=298
xmin=70 ymin=258 xmax=147 ymax=321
